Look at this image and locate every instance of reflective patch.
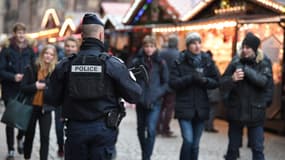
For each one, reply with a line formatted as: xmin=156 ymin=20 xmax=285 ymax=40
xmin=129 ymin=71 xmax=136 ymax=81
xmin=71 ymin=65 xmax=102 ymax=73
xmin=112 ymin=56 xmax=124 ymax=63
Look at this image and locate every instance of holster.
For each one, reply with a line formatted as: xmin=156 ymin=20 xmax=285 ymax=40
xmin=105 ymin=102 xmax=126 ymax=129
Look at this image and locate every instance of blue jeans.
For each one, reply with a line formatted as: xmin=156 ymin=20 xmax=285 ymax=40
xmin=136 ymin=102 xmax=161 ymax=160
xmin=178 ymin=119 xmax=205 ymax=160
xmin=65 ymin=120 xmax=118 ymax=160
xmin=55 ymin=106 xmax=64 ymax=147
xmin=225 ymin=122 xmax=265 ymax=160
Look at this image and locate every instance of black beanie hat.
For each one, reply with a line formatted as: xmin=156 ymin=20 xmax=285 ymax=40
xmin=82 ymin=13 xmax=104 ymax=26
xmin=242 ymin=32 xmax=260 ymax=53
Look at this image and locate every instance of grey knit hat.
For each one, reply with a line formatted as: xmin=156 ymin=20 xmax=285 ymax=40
xmin=186 ymin=32 xmax=201 ymax=46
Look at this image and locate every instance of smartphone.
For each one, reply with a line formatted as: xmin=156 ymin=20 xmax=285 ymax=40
xmin=39 ymin=80 xmax=46 ymax=83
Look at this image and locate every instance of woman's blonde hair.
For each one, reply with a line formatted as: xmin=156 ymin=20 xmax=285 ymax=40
xmin=36 ymin=44 xmax=58 ymax=74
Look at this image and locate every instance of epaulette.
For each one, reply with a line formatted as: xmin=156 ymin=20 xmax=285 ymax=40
xmin=99 ymin=52 xmax=111 ymax=61
xmin=67 ymin=53 xmax=77 ymax=60
xmin=111 ymin=56 xmax=124 ymax=64
xmin=56 ymin=54 xmax=76 ymax=70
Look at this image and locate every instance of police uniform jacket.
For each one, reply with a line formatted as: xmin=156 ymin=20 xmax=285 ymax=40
xmin=221 ymin=51 xmax=273 ymax=126
xmin=169 ymin=50 xmax=219 ymax=120
xmin=0 ymin=37 xmax=35 ymax=101
xmin=46 ymin=38 xmax=142 ymax=121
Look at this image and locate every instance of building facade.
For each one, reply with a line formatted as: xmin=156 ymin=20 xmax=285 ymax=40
xmin=1 ymin=0 xmax=131 ymax=33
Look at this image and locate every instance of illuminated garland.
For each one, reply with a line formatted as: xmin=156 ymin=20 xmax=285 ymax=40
xmin=132 ymin=0 xmax=153 ymax=24
xmin=255 ymin=0 xmax=285 ymax=13
xmin=41 ymin=8 xmax=60 ymax=29
xmin=152 ymin=21 xmax=237 ymax=32
xmin=59 ymin=18 xmax=76 ymax=37
xmin=26 ymin=28 xmax=59 ymax=39
xmin=214 ymin=5 xmax=246 ymax=15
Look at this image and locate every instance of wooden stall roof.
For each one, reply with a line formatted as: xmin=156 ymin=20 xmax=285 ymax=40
xmin=122 ymin=0 xmax=180 ymax=25
xmin=181 ymin=0 xmax=285 ymax=22
xmin=123 ymin=0 xmax=285 ymax=25
xmin=101 ymin=2 xmax=131 ymax=30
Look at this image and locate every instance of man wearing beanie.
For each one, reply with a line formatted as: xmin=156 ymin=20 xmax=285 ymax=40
xmin=221 ymin=32 xmax=273 ymax=160
xmin=169 ymin=32 xmax=219 ymax=160
xmin=45 ymin=13 xmax=142 ymax=160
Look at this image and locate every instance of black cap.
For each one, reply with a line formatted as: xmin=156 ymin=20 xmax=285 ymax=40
xmin=242 ymin=32 xmax=260 ymax=53
xmin=82 ymin=13 xmax=104 ymax=26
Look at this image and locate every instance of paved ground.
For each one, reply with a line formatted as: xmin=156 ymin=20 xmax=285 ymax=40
xmin=0 ymin=103 xmax=285 ymax=160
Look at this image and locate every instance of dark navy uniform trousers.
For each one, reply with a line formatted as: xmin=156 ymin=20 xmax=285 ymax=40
xmin=65 ymin=120 xmax=118 ymax=160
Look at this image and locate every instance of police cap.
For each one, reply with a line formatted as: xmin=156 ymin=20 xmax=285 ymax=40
xmin=82 ymin=13 xmax=104 ymax=26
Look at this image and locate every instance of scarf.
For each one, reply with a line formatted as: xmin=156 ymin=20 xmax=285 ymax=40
xmin=32 ymin=68 xmax=48 ymax=107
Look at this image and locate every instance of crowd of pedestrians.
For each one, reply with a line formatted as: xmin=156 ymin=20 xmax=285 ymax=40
xmin=0 ymin=16 xmax=273 ymax=160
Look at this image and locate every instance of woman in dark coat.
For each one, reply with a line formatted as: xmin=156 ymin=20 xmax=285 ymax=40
xmin=170 ymin=32 xmax=219 ymax=160
xmin=21 ymin=44 xmax=58 ymax=160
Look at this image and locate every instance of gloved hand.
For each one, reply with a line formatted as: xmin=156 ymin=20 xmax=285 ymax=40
xmin=192 ymin=72 xmax=207 ymax=84
xmin=183 ymin=75 xmax=193 ymax=83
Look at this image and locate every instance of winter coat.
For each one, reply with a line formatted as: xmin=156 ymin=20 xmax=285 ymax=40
xmin=0 ymin=37 xmax=35 ymax=101
xmin=207 ymin=63 xmax=222 ymax=103
xmin=220 ymin=50 xmax=273 ymax=126
xmin=170 ymin=50 xmax=219 ymax=120
xmin=159 ymin=48 xmax=180 ymax=70
xmin=130 ymin=50 xmax=169 ymax=108
xmin=20 ymin=63 xmax=38 ymax=104
xmin=160 ymin=47 xmax=180 ymax=93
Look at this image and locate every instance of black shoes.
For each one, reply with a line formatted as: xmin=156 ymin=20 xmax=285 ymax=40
xmin=17 ymin=139 xmax=24 ymax=154
xmin=161 ymin=131 xmax=177 ymax=138
xmin=57 ymin=145 xmax=64 ymax=158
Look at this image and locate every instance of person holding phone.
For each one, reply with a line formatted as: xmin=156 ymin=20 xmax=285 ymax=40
xmin=222 ymin=32 xmax=273 ymax=160
xmin=21 ymin=44 xmax=58 ymax=160
xmin=169 ymin=32 xmax=219 ymax=160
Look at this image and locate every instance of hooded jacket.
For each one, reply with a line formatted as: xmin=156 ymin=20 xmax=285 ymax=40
xmin=221 ymin=50 xmax=273 ymax=126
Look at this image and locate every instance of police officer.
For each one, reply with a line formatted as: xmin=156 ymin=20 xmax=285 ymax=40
xmin=46 ymin=13 xmax=142 ymax=160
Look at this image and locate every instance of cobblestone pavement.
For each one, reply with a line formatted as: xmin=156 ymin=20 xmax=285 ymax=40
xmin=0 ymin=103 xmax=285 ymax=160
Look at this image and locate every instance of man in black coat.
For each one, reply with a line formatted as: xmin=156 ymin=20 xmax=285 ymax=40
xmin=157 ymin=35 xmax=180 ymax=137
xmin=0 ymin=23 xmax=35 ymax=160
xmin=221 ymin=32 xmax=273 ymax=160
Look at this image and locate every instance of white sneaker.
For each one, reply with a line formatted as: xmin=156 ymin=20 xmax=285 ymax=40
xmin=17 ymin=139 xmax=24 ymax=154
xmin=6 ymin=150 xmax=15 ymax=160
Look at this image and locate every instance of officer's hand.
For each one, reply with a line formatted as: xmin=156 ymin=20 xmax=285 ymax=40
xmin=232 ymin=68 xmax=244 ymax=82
xmin=36 ymin=81 xmax=46 ymax=90
xmin=15 ymin=74 xmax=24 ymax=82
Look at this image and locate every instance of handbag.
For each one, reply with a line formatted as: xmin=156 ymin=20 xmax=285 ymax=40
xmin=1 ymin=93 xmax=33 ymax=131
